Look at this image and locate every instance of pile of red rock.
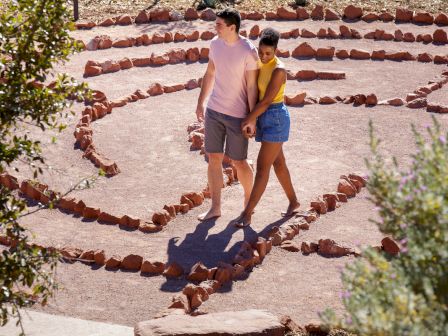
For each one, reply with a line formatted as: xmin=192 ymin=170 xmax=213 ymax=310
xmin=405 ymin=71 xmax=448 ymax=110
xmin=84 ymin=47 xmax=209 ymax=77
xmin=284 ymin=92 xmax=379 ymax=107
xmin=364 ymin=28 xmax=448 ymax=44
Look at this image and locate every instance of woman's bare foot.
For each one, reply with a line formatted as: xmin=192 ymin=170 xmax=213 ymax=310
xmin=233 ymin=212 xmax=252 ymax=228
xmin=197 ymin=208 xmax=221 ymax=221
xmin=281 ymin=200 xmax=301 ymax=217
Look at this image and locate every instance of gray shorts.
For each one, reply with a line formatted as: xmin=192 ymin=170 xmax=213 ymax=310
xmin=204 ymin=108 xmax=248 ymax=161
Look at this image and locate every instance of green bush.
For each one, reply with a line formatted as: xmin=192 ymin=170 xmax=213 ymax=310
xmin=0 ymin=0 xmax=87 ymax=333
xmin=321 ymin=119 xmax=448 ymax=335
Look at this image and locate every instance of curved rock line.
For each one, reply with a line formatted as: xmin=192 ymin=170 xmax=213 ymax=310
xmin=74 ymin=6 xmax=448 ymax=31
xmin=83 ymin=42 xmax=448 ymax=78
xmin=78 ymin=24 xmax=448 ymax=53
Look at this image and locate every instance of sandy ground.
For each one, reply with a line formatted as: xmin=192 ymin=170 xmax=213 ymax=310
xmin=11 ymin=16 xmax=448 ymax=327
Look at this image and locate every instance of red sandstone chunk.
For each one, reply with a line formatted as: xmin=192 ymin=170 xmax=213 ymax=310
xmin=350 ymin=49 xmax=370 ymax=59
xmin=310 ymin=5 xmax=324 ymax=20
xmin=292 ymin=42 xmax=316 ymax=57
xmin=121 ymin=254 xmax=143 ymax=271
xmin=381 ymin=237 xmax=400 ymax=255
xmin=319 ymin=96 xmax=338 ymax=104
xmin=105 ymin=255 xmax=121 ymax=268
xmin=344 ymin=5 xmax=363 ymax=20
xmin=337 ymin=179 xmax=356 ymax=197
xmin=164 ymin=262 xmax=184 ymax=278
xmin=284 ymin=92 xmax=306 ymax=106
xmin=301 ymin=241 xmax=318 ymax=254
xmin=318 ymin=239 xmax=353 ymax=257
xmin=413 ymin=12 xmax=434 ymax=24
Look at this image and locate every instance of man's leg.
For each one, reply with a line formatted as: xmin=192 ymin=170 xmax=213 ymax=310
xmin=198 ymin=153 xmax=224 ymax=221
xmin=232 ymin=159 xmax=253 ymax=207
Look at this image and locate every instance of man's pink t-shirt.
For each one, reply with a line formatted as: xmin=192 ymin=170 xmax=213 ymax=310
xmin=207 ymin=36 xmax=259 ymax=119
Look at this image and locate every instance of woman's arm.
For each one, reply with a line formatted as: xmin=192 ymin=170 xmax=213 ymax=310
xmin=247 ymin=68 xmax=286 ymax=121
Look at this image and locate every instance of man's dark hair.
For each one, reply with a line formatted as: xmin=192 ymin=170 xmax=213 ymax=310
xmin=259 ymin=28 xmax=280 ymax=49
xmin=216 ymin=8 xmax=241 ymax=33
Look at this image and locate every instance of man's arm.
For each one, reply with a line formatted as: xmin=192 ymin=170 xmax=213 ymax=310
xmin=245 ymin=69 xmax=259 ymax=113
xmin=196 ymin=60 xmax=215 ymax=122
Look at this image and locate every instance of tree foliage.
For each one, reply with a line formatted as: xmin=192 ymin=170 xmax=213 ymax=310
xmin=0 ymin=0 xmax=87 ymax=332
xmin=321 ymin=118 xmax=448 ymax=335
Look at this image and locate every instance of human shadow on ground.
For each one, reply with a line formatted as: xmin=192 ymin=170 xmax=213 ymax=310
xmin=159 ymin=213 xmax=293 ymax=293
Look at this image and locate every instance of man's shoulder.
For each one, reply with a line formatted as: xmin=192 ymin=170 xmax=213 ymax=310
xmin=239 ymin=37 xmax=257 ymax=51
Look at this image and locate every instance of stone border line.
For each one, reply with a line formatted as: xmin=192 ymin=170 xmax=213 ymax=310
xmin=79 ymin=24 xmax=447 ymax=53
xmin=404 ymin=70 xmax=448 ymax=111
xmin=83 ymin=42 xmax=448 ymax=78
xmin=163 ymin=173 xmax=375 ymax=314
xmin=0 ymin=172 xmax=208 ymax=234
xmin=74 ymin=6 xmax=448 ymax=30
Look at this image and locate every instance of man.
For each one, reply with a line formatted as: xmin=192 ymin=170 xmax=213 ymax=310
xmin=195 ymin=8 xmax=259 ymax=221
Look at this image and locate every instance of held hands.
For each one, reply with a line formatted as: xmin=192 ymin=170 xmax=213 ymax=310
xmin=241 ymin=117 xmax=256 ymax=139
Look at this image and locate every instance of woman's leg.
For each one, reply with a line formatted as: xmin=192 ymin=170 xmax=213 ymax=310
xmin=235 ymin=141 xmax=282 ymax=227
xmin=273 ymin=148 xmax=300 ymax=215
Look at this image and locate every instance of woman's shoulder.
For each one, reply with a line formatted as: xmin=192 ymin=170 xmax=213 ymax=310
xmin=274 ymin=57 xmax=286 ymax=70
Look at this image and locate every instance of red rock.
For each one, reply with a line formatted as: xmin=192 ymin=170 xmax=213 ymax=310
xmin=319 ymin=96 xmax=338 ymax=105
xmin=93 ymin=250 xmax=106 ymax=266
xmin=413 ymin=12 xmax=434 ymax=24
xmin=185 ymin=8 xmax=199 ymax=20
xmin=296 ymin=70 xmax=317 ymax=80
xmin=100 ymin=60 xmax=120 ymax=74
xmin=318 ymin=239 xmax=353 ymax=256
xmin=301 ymin=241 xmax=318 ymax=254
xmin=117 ymin=15 xmax=132 ymax=25
xmin=416 ymin=52 xmax=433 ymax=62
xmin=163 ymin=205 xmax=176 ymax=218
xmin=121 ymin=254 xmax=143 ymax=271
xmin=323 ymin=193 xmax=338 ymax=211
xmin=316 ymin=28 xmax=327 ymax=38
xmin=265 ymin=11 xmax=277 ymax=20
xmin=200 ymin=31 xmax=215 ymax=40
xmin=275 ymin=49 xmax=290 ymax=58
xmin=385 ymin=98 xmax=405 ymax=106
xmin=407 ymin=98 xmax=427 ymax=108
xmin=316 ymin=47 xmax=335 ymax=58
xmin=214 ymin=262 xmax=233 ymax=284
xmin=249 ymin=25 xmax=260 ymax=39
xmin=164 ymin=84 xmax=185 ymax=93
xmin=277 ymin=7 xmax=296 ymax=20
xmin=168 ymin=294 xmax=191 ymax=312
xmin=163 ymin=262 xmax=184 ymax=278
xmin=325 ymin=9 xmax=340 ymax=21
xmin=119 ymin=215 xmax=141 ymax=228
xmin=183 ymin=31 xmax=198 ymax=43
xmin=147 ymin=83 xmax=163 ymax=96
xmin=327 ymin=27 xmax=339 ymax=38
xmin=150 ymin=8 xmax=170 ymax=22
xmin=106 ymin=255 xmax=121 ymax=268
xmin=395 ymin=8 xmax=413 ymax=22
xmin=350 ymin=49 xmax=370 ymax=59
xmin=435 ymin=13 xmax=448 ymax=25
xmin=244 ymin=11 xmax=262 ymax=20
xmin=170 ymin=10 xmax=184 ymax=21
xmin=371 ymin=50 xmax=386 ymax=60
xmin=301 ymin=29 xmax=316 ymax=38
xmin=310 ymin=5 xmax=324 ymax=20
xmin=199 ymin=47 xmax=209 ymax=60
xmin=200 ymin=8 xmax=216 ymax=21
xmin=84 ymin=61 xmax=102 ymax=77
xmin=381 ymin=237 xmax=400 ymax=255
xmin=135 ymin=10 xmax=150 ymax=24
xmin=167 ymin=48 xmax=187 ymax=64
xmin=112 ymin=38 xmax=134 ymax=48
xmin=280 ymin=31 xmax=291 ymax=39
xmin=150 ymin=53 xmax=170 ymax=66
xmin=379 ymin=12 xmax=395 ymax=22
xmin=433 ymin=29 xmax=448 ymax=43
xmin=182 ymin=192 xmax=204 ymax=207
xmin=434 ymin=55 xmax=448 ymax=64
xmin=139 ymin=222 xmax=162 ymax=233
xmin=152 ymin=210 xmax=171 ymax=226
xmin=403 ymin=32 xmax=416 ymax=42
xmin=362 ymin=13 xmax=379 ymax=22
xmin=141 ymin=260 xmax=165 ymax=274
xmin=76 ymin=21 xmax=96 ymax=29
xmin=292 ymin=42 xmax=316 ymax=58
xmin=280 ymin=240 xmax=300 ymax=252
xmin=337 ymin=179 xmax=356 ymax=197
xmin=339 ymin=25 xmax=352 ymax=38
xmin=151 ymin=33 xmax=165 ymax=44
xmin=79 ymin=250 xmax=95 ymax=261
xmin=296 ymin=8 xmax=309 ymax=20
xmin=284 ymin=92 xmax=306 ymax=106
xmin=386 ymin=51 xmax=416 ymax=61
xmin=382 ymin=32 xmax=394 ymax=40
xmin=184 ymin=79 xmax=199 ymax=90
xmin=98 ymin=18 xmax=115 ymax=27
xmin=187 ymin=262 xmax=209 ymax=282
xmin=174 ymin=32 xmax=187 ymax=42
xmin=310 ymin=197 xmax=328 ymax=214
xmin=164 ymin=32 xmax=173 ymax=43
xmin=116 ymin=58 xmax=132 ymax=71
xmin=421 ymin=33 xmax=433 ymax=43
xmin=366 ymin=94 xmax=378 ymax=106
xmin=344 ymin=5 xmax=363 ymax=20
xmin=60 ymin=247 xmax=83 ymax=260
xmin=350 ymin=28 xmax=362 ymax=39
xmin=82 ymin=206 xmax=101 ymax=219
xmin=97 ymin=212 xmax=120 ymax=225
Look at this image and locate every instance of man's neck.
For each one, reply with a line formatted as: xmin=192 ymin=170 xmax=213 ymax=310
xmin=222 ymin=32 xmax=240 ymax=44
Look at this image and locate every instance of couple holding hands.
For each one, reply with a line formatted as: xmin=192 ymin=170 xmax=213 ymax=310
xmin=195 ymin=8 xmax=300 ymax=227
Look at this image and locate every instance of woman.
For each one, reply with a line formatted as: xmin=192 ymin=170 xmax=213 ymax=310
xmin=235 ymin=28 xmax=300 ymax=228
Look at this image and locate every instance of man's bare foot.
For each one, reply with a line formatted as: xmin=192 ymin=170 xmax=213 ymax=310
xmin=233 ymin=212 xmax=252 ymax=228
xmin=281 ymin=200 xmax=301 ymax=217
xmin=197 ymin=208 xmax=221 ymax=221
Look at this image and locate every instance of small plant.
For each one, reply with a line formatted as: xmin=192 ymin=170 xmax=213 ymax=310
xmin=321 ymin=118 xmax=448 ymax=335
